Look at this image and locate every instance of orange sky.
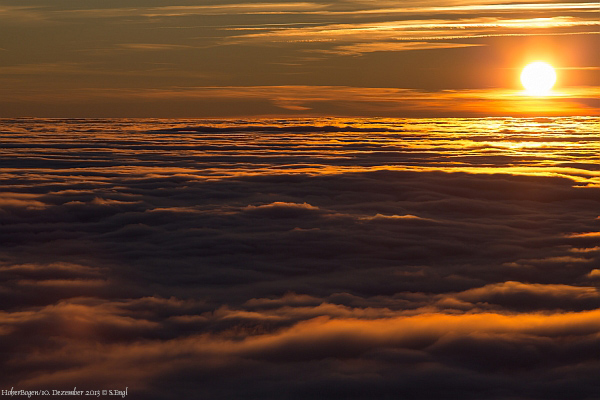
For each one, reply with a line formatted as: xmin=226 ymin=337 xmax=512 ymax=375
xmin=0 ymin=0 xmax=598 ymax=117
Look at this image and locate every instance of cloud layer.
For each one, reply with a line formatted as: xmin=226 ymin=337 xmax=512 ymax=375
xmin=0 ymin=117 xmax=599 ymax=398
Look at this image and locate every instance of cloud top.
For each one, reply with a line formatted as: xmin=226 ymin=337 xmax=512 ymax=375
xmin=0 ymin=117 xmax=599 ymax=398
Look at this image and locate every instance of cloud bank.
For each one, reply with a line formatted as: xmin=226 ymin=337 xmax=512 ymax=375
xmin=0 ymin=117 xmax=599 ymax=398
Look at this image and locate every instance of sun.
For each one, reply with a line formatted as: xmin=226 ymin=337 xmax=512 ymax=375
xmin=521 ymin=61 xmax=557 ymax=96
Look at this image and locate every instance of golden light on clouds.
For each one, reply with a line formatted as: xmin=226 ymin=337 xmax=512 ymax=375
xmin=1 ymin=112 xmax=600 ymax=397
xmin=0 ymin=0 xmax=599 ymax=397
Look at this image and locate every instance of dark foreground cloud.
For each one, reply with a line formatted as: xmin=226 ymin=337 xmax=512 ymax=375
xmin=0 ymin=117 xmax=599 ymax=399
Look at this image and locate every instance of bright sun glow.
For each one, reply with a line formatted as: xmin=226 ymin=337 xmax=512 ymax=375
xmin=521 ymin=61 xmax=557 ymax=96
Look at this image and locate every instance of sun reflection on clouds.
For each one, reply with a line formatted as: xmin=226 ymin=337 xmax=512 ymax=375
xmin=1 ymin=117 xmax=600 ymax=398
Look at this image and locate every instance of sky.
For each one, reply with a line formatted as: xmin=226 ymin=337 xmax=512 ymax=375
xmin=1 ymin=117 xmax=599 ymax=399
xmin=0 ymin=0 xmax=599 ymax=117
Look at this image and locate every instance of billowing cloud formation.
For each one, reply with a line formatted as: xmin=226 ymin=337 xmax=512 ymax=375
xmin=0 ymin=117 xmax=599 ymax=398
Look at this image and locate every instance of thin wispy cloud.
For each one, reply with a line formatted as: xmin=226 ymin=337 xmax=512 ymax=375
xmin=316 ymin=41 xmax=484 ymax=56
xmin=3 ymin=2 xmax=597 ymax=22
xmin=0 ymin=5 xmax=49 ymax=23
xmin=46 ymin=1 xmax=600 ymax=18
xmin=116 ymin=43 xmax=195 ymax=51
xmin=53 ymin=3 xmax=327 ymax=19
xmin=3 ymin=85 xmax=598 ymax=116
xmin=0 ymin=63 xmax=88 ymax=75
xmin=301 ymin=2 xmax=600 ymax=16
xmin=0 ymin=62 xmax=212 ymax=80
xmin=226 ymin=16 xmax=600 ymax=44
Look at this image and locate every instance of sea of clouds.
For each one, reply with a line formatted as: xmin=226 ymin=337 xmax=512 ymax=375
xmin=0 ymin=117 xmax=599 ymax=399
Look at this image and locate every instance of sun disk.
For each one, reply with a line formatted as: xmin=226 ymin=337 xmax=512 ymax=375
xmin=521 ymin=61 xmax=556 ymax=96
